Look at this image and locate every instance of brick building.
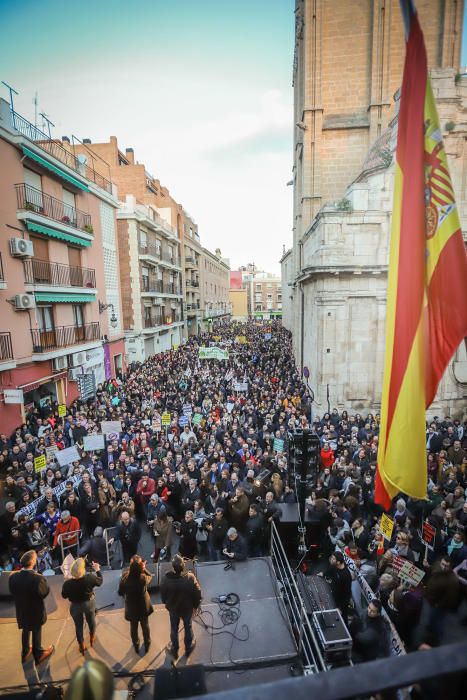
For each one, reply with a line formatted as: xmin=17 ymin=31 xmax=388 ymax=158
xmin=283 ymin=1 xmax=466 ymax=414
xmin=0 ymin=97 xmax=125 ymax=433
xmin=200 ymin=247 xmax=230 ymax=330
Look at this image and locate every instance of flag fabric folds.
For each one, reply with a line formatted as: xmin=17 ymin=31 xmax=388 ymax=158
xmin=375 ymin=8 xmax=467 ymax=509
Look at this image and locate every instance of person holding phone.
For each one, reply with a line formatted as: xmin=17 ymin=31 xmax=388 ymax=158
xmin=62 ymin=557 xmax=103 ymax=654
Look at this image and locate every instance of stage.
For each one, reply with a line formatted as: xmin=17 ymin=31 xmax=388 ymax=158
xmin=0 ymin=557 xmax=299 ymax=697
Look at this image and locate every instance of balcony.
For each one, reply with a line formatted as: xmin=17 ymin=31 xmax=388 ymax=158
xmin=141 ymin=278 xmax=180 ymax=295
xmin=16 ymin=183 xmax=93 ymax=233
xmin=139 ymin=243 xmax=161 ymax=260
xmin=0 ymin=332 xmax=13 ymax=362
xmin=24 ymin=259 xmax=96 ymax=289
xmin=144 ymin=314 xmax=164 ymax=328
xmin=11 ymin=111 xmax=112 ymax=194
xmin=186 ymin=279 xmax=199 ymax=287
xmin=185 ymin=255 xmax=198 ymax=266
xmin=31 ymin=322 xmax=101 ymax=353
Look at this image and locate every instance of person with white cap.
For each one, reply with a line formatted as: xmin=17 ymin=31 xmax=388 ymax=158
xmin=61 ymin=557 xmax=103 ymax=654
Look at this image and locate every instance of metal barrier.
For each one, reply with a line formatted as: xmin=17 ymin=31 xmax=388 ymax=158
xmin=58 ymin=528 xmax=81 ymax=562
xmin=270 ymin=521 xmax=326 ymax=674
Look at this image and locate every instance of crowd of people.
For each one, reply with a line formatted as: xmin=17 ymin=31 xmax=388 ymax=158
xmin=1 ymin=320 xmax=466 ymax=672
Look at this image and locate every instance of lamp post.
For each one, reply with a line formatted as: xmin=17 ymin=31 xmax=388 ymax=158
xmin=98 ymin=301 xmax=118 ymax=329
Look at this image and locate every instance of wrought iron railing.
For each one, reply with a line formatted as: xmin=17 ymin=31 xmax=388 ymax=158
xmin=24 ymin=258 xmax=96 ymax=288
xmin=31 ymin=322 xmax=100 ymax=352
xmin=186 ymin=279 xmax=200 ymax=287
xmin=0 ymin=332 xmax=13 ymax=362
xmin=141 ymin=277 xmax=163 ymax=293
xmin=144 ymin=314 xmax=164 ymax=328
xmin=185 ymin=255 xmax=198 ymax=265
xmin=11 ymin=111 xmax=113 ymax=194
xmin=16 ymin=183 xmax=92 ymax=232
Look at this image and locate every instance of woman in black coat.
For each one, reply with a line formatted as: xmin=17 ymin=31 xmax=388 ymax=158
xmin=118 ymin=555 xmax=153 ymax=653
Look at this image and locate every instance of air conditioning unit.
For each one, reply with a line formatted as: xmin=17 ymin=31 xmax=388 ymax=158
xmin=10 ymin=238 xmax=34 ymax=257
xmin=70 ymin=351 xmax=86 ymax=367
xmin=68 ymin=366 xmax=82 ymax=381
xmin=14 ymin=294 xmax=36 ymax=310
xmin=53 ymin=356 xmax=68 ymax=371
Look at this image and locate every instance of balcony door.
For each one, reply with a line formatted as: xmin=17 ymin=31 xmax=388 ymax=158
xmin=30 ymin=236 xmax=50 ymax=284
xmin=63 ymin=189 xmax=76 ymax=226
xmin=24 ymin=168 xmax=43 ymax=212
xmin=73 ymin=304 xmax=85 ymax=342
xmin=38 ymin=305 xmax=55 ymax=350
xmin=68 ymin=246 xmax=82 ymax=287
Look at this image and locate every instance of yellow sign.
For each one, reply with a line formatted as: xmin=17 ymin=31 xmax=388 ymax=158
xmin=379 ymin=513 xmax=394 ymax=541
xmin=172 ymin=344 xmax=179 ymax=351
xmin=58 ymin=404 xmax=67 ymax=417
xmin=161 ymin=412 xmax=171 ymax=426
xmin=34 ymin=455 xmax=47 ymax=472
xmin=213 ymin=335 xmax=221 ymax=342
xmin=235 ymin=335 xmax=247 ymax=344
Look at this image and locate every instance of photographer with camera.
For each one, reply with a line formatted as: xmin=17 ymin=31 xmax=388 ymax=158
xmin=151 ymin=506 xmax=172 ymax=562
xmin=206 ymin=508 xmax=229 ymax=561
xmin=175 ymin=510 xmax=198 ymax=560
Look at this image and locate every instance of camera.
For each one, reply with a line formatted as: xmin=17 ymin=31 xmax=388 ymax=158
xmin=201 ymin=515 xmax=214 ymax=530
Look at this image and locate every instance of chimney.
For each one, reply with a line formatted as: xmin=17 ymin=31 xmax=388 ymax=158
xmin=83 ymin=138 xmax=92 ymax=144
xmin=125 ymin=148 xmax=134 ymax=164
xmin=62 ymin=136 xmax=70 ymax=143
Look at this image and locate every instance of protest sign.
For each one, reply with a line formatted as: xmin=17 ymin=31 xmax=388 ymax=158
xmin=192 ymin=413 xmax=202 ymax=425
xmin=179 ymin=415 xmax=189 ymax=427
xmin=183 ymin=404 xmax=193 ymax=417
xmin=58 ymin=404 xmax=67 ymax=417
xmin=100 ymin=420 xmax=122 ymax=435
xmin=161 ymin=412 xmax=171 ymax=426
xmin=235 ymin=335 xmax=247 ymax=344
xmin=153 ymin=417 xmax=162 ymax=432
xmin=398 ymin=560 xmax=425 ymax=587
xmin=226 ymin=402 xmax=235 ymax=414
xmin=421 ymin=520 xmax=436 ymax=551
xmin=198 ymin=346 xmax=229 ymax=360
xmin=233 ymin=381 xmax=248 ymax=392
xmin=55 ymin=445 xmax=81 ymax=467
xmin=83 ymin=434 xmax=105 ymax=452
xmin=264 ymin=333 xmax=272 ymax=340
xmin=34 ymin=455 xmax=46 ymax=472
xmin=379 ymin=514 xmax=395 ymax=541
xmin=45 ymin=445 xmax=58 ymax=461
xmin=273 ymin=437 xmax=285 ymax=453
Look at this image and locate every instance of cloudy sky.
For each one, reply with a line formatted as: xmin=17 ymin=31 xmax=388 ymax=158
xmin=0 ymin=0 xmax=294 ymax=273
xmin=1 ymin=1 xmax=466 ymax=273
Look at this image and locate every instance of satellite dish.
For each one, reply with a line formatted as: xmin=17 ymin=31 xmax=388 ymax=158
xmin=77 ymin=154 xmax=88 ymax=165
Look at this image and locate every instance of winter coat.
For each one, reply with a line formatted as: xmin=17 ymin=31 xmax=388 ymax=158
xmin=9 ymin=569 xmax=49 ymax=629
xmin=118 ymin=570 xmax=154 ymax=621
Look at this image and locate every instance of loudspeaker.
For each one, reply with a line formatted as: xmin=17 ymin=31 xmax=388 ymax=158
xmin=154 ymin=665 xmax=206 ymax=699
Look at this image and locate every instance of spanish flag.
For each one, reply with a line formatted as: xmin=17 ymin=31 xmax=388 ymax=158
xmin=375 ymin=3 xmax=467 ymax=509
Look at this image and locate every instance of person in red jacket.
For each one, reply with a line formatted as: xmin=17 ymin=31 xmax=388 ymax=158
xmin=53 ymin=511 xmax=80 ymax=557
xmin=136 ymin=476 xmax=156 ymax=517
xmin=320 ymin=442 xmax=335 ymax=470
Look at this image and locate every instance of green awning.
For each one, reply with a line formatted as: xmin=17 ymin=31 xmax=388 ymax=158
xmin=26 ymin=221 xmax=91 ymax=247
xmin=22 ymin=146 xmax=89 ymax=192
xmin=35 ymin=292 xmax=96 ymax=303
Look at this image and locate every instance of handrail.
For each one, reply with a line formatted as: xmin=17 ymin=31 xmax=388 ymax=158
xmin=0 ymin=332 xmax=13 ymax=362
xmin=24 ymin=258 xmax=96 ymax=288
xmin=57 ymin=527 xmax=81 ymax=562
xmin=15 ymin=183 xmax=92 ymax=232
xmin=103 ymin=526 xmax=121 ymax=568
xmin=31 ymin=322 xmax=101 ymax=352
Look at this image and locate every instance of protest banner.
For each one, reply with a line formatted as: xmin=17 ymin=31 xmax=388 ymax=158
xmin=55 ymin=445 xmax=81 ymax=467
xmin=198 ymin=346 xmax=229 ymax=360
xmin=379 ymin=513 xmax=395 ymax=541
xmin=82 ymin=434 xmax=105 ymax=452
xmin=100 ymin=420 xmax=122 ymax=435
xmin=34 ymin=455 xmax=46 ymax=472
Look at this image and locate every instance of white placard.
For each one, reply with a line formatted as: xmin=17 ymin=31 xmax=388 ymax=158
xmin=82 ymin=434 xmax=105 ymax=451
xmin=4 ymin=389 xmax=24 ymax=404
xmin=100 ymin=420 xmax=122 ymax=435
xmin=55 ymin=445 xmax=81 ymax=467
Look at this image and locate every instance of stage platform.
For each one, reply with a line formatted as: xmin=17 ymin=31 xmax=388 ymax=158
xmin=0 ymin=557 xmax=298 ymax=697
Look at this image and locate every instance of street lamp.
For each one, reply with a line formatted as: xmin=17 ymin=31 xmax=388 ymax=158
xmin=98 ymin=301 xmax=118 ymax=329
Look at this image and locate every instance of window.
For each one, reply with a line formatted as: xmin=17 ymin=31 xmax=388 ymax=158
xmin=38 ymin=306 xmax=54 ymax=332
xmin=189 ymin=227 xmax=193 ymax=237
xmin=141 ymin=266 xmax=149 ymax=291
xmin=73 ymin=305 xmax=85 ymax=328
xmin=155 ymin=239 xmax=161 ymax=256
xmin=167 ymin=245 xmax=173 ymax=261
xmin=24 ymin=168 xmax=43 ymax=210
xmin=256 ymin=283 xmax=262 ymax=290
xmin=139 ymin=230 xmax=147 ymax=250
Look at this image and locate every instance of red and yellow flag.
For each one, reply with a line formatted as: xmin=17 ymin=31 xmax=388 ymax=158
xmin=375 ymin=8 xmax=467 ymax=509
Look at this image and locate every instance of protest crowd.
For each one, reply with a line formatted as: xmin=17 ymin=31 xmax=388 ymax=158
xmin=0 ymin=320 xmax=466 ymax=669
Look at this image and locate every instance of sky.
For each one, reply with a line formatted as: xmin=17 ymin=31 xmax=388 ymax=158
xmin=0 ymin=1 xmax=466 ymax=274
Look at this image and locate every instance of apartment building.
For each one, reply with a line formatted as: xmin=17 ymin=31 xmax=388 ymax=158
xmin=234 ymin=265 xmax=282 ymax=319
xmin=0 ymin=97 xmax=124 ymax=433
xmin=200 ymin=247 xmax=230 ymax=330
xmin=69 ymin=137 xmax=184 ymax=358
xmin=182 ymin=214 xmax=203 ymax=337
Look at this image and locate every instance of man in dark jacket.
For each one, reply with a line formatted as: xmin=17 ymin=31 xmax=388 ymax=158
xmin=323 ymin=551 xmax=352 ymax=624
xmin=109 ymin=512 xmax=142 ymax=565
xmin=8 ymin=550 xmax=54 ymax=664
xmin=79 ymin=526 xmax=108 ymax=566
xmin=245 ymin=504 xmax=264 ymax=557
xmin=352 ymin=599 xmax=389 ymax=662
xmin=160 ymin=554 xmax=202 ymax=658
xmin=222 ymin=527 xmax=248 ymax=565
xmin=206 ymin=508 xmax=229 ymax=561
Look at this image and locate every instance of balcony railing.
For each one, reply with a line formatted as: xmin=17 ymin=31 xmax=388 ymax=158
xmin=0 ymin=332 xmax=13 ymax=362
xmin=31 ymin=322 xmax=100 ymax=353
xmin=0 ymin=252 xmax=4 ymax=281
xmin=186 ymin=279 xmax=199 ymax=287
xmin=16 ymin=183 xmax=92 ymax=233
xmin=161 ymin=251 xmax=177 ymax=265
xmin=11 ymin=111 xmax=113 ymax=194
xmin=144 ymin=314 xmax=164 ymax=328
xmin=185 ymin=255 xmax=198 ymax=266
xmin=24 ymin=259 xmax=96 ymax=288
xmin=139 ymin=244 xmax=161 ymax=259
xmin=141 ymin=278 xmax=179 ymax=295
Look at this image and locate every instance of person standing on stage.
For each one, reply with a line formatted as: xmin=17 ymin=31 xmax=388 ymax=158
xmin=61 ymin=557 xmax=103 ymax=654
xmin=108 ymin=511 xmax=142 ymax=565
xmin=8 ymin=549 xmax=54 ymax=665
xmin=118 ymin=555 xmax=154 ymax=654
xmin=160 ymin=554 xmax=202 ymax=659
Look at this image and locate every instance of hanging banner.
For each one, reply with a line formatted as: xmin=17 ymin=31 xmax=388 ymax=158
xmin=198 ymin=346 xmax=229 ymax=360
